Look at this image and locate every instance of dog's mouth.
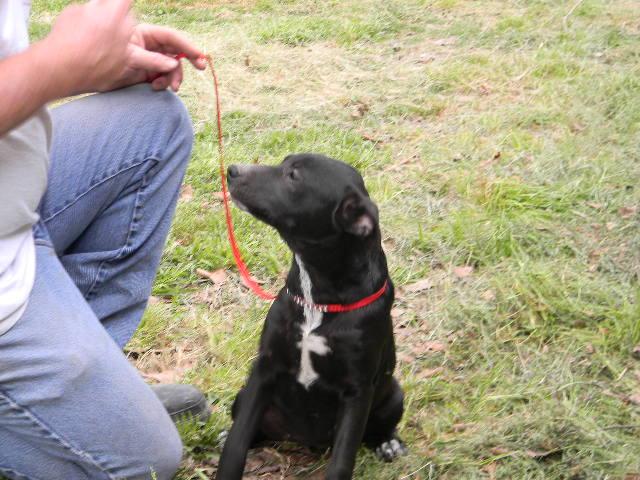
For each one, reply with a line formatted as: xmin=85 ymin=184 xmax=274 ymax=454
xmin=229 ymin=193 xmax=250 ymax=213
xmin=229 ymin=193 xmax=276 ymax=227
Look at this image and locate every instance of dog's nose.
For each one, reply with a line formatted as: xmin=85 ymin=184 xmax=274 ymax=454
xmin=227 ymin=165 xmax=241 ymax=179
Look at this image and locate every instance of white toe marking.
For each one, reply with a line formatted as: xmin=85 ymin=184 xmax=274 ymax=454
xmin=377 ymin=439 xmax=407 ymax=460
xmin=295 ymin=255 xmax=331 ymax=389
xmin=217 ymin=430 xmax=228 ymax=449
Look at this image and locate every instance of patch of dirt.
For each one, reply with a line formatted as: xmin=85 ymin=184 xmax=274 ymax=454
xmin=203 ymin=445 xmax=326 ymax=479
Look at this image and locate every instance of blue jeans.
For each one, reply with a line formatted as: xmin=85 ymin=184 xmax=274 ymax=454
xmin=0 ymin=85 xmax=193 ymax=480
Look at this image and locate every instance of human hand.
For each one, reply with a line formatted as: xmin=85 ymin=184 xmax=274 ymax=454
xmin=41 ymin=0 xmax=136 ymax=96
xmin=40 ymin=0 xmax=206 ymax=96
xmin=117 ymin=24 xmax=207 ymax=92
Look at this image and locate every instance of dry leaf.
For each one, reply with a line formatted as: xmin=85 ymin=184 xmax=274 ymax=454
xmin=180 ymin=184 xmax=194 ymax=202
xmin=391 ymin=308 xmax=405 ymax=319
xmin=482 ymin=462 xmax=497 ymax=480
xmin=213 ymin=191 xmax=231 ymax=201
xmin=419 ymin=366 xmax=444 ymax=379
xmin=306 ymin=470 xmax=327 ymax=480
xmin=418 ymin=53 xmax=435 ymax=64
xmin=361 ymin=133 xmax=384 ymax=144
xmin=479 ymin=155 xmax=498 ymax=169
xmin=405 ymin=278 xmax=433 ymax=293
xmin=603 ymin=389 xmax=628 ymax=402
xmin=148 ymin=295 xmax=162 ymax=305
xmin=140 ymin=345 xmax=196 ymax=384
xmin=526 ymin=449 xmax=559 ymax=459
xmin=193 ymin=285 xmax=221 ymax=305
xmin=243 ymin=455 xmax=266 ymax=474
xmin=453 ymin=265 xmax=474 ymax=278
xmin=478 ymin=83 xmax=491 ymax=95
xmin=433 ymin=37 xmax=457 ymax=46
xmin=619 ymin=206 xmax=638 ymax=219
xmin=481 ymin=290 xmax=496 ymax=301
xmin=255 ymin=465 xmax=281 ymax=475
xmin=196 ymin=268 xmax=227 ymax=286
xmin=452 ymin=422 xmax=474 ymax=432
xmin=423 ymin=340 xmax=447 ymax=352
xmin=587 ymin=202 xmax=603 ymax=209
xmin=143 ymin=367 xmax=188 ymax=384
xmin=397 ymin=351 xmax=415 ymax=364
xmin=490 ymin=446 xmax=510 ymax=456
xmin=628 ymin=393 xmax=640 ymax=406
xmin=350 ymin=103 xmax=370 ymax=119
xmin=624 ymin=474 xmax=640 ymax=480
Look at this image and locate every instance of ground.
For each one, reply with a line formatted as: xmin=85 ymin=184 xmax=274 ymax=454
xmin=31 ymin=0 xmax=640 ymax=478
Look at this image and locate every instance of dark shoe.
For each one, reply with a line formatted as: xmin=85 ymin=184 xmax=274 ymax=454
xmin=151 ymin=384 xmax=211 ymax=422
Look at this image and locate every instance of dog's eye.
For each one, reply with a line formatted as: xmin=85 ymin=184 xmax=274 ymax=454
xmin=287 ymin=168 xmax=300 ymax=182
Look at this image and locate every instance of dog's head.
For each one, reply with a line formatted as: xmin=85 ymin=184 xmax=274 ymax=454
xmin=227 ymin=154 xmax=379 ymax=248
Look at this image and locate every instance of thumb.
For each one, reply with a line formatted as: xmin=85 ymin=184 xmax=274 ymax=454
xmin=128 ymin=46 xmax=179 ymax=72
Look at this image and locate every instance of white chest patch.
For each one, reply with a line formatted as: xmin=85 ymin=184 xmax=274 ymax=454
xmin=295 ymin=255 xmax=331 ymax=389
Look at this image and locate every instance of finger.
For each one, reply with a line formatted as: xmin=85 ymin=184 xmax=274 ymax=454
xmin=137 ymin=24 xmax=205 ymax=68
xmin=169 ymin=63 xmax=183 ymax=92
xmin=152 ymin=75 xmax=170 ymax=91
xmin=193 ymin=55 xmax=207 ymax=70
xmin=129 ymin=45 xmax=179 ymax=73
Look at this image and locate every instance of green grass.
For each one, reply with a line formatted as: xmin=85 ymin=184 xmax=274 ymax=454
xmin=32 ymin=0 xmax=640 ymax=478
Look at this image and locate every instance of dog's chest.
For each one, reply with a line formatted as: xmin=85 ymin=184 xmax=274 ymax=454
xmin=294 ymin=255 xmax=331 ymax=389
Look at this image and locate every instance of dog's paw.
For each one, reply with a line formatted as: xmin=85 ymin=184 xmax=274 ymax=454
xmin=375 ymin=438 xmax=408 ymax=462
xmin=217 ymin=430 xmax=229 ymax=450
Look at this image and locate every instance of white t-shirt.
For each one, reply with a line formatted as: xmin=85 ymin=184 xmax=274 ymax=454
xmin=0 ymin=1 xmax=29 ymax=57
xmin=0 ymin=229 xmax=36 ymax=335
xmin=0 ymin=0 xmax=49 ymax=335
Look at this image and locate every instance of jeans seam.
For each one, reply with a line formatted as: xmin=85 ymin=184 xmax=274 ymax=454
xmin=42 ymin=158 xmax=152 ymax=224
xmin=0 ymin=390 xmax=116 ymax=480
xmin=84 ymin=158 xmax=157 ymax=300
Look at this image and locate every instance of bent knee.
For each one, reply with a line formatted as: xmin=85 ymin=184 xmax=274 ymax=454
xmin=124 ymin=421 xmax=183 ymax=480
xmin=111 ymin=85 xmax=193 ymax=157
xmin=147 ymin=426 xmax=183 ymax=480
xmin=149 ymin=88 xmax=193 ymax=147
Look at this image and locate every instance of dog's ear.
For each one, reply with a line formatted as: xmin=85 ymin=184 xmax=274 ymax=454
xmin=334 ymin=189 xmax=379 ymax=237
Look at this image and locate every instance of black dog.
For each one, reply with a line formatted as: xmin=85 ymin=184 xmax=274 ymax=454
xmin=216 ymin=154 xmax=406 ymax=480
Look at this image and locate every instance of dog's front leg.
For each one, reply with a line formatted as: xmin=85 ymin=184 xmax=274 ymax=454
xmin=325 ymin=385 xmax=375 ymax=480
xmin=216 ymin=364 xmax=272 ymax=480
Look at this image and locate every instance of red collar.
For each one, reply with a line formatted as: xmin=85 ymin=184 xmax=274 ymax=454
xmin=286 ymin=279 xmax=389 ymax=313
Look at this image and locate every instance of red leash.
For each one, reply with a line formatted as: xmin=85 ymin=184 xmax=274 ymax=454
xmin=201 ymin=54 xmax=388 ymax=310
xmin=204 ymin=55 xmax=277 ymax=301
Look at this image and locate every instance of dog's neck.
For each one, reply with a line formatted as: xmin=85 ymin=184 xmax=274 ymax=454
xmin=285 ymin=229 xmax=387 ymax=304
